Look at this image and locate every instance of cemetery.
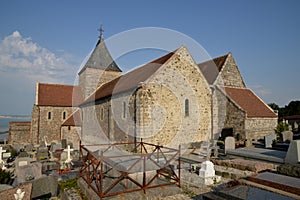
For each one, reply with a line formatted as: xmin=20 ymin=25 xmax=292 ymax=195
xmin=0 ymin=126 xmax=300 ymax=199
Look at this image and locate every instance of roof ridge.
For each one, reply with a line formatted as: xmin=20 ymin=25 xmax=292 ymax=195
xmin=38 ymin=82 xmax=79 ymax=87
xmin=81 ymin=50 xmax=175 ymax=106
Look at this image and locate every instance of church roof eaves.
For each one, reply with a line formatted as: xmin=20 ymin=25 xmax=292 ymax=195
xmin=81 ymin=50 xmax=175 ymax=106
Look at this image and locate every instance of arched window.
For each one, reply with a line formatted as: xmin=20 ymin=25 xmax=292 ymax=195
xmin=123 ymin=102 xmax=126 ymax=118
xmin=48 ymin=112 xmax=52 ymax=120
xmin=63 ymin=111 xmax=66 ymax=120
xmin=185 ymin=99 xmax=189 ymax=117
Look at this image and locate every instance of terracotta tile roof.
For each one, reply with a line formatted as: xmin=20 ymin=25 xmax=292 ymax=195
xmin=82 ymin=50 xmax=175 ymax=105
xmin=197 ymin=54 xmax=228 ymax=84
xmin=62 ymin=109 xmax=81 ymax=126
xmin=224 ymin=87 xmax=277 ymax=118
xmin=37 ymin=83 xmax=83 ymax=107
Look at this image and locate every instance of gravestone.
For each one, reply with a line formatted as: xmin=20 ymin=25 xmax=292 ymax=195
xmin=31 ymin=175 xmax=58 ymax=199
xmin=2 ymin=152 xmax=11 ymax=159
xmin=36 ymin=147 xmax=49 ymax=161
xmin=282 ymin=131 xmax=293 ymax=142
xmin=61 ymin=139 xmax=67 ymax=149
xmin=24 ymin=144 xmax=33 ymax=152
xmin=19 ymin=151 xmax=29 ymax=158
xmin=285 ymin=140 xmax=300 ymax=164
xmin=16 ymin=162 xmax=42 ymax=184
xmin=225 ymin=136 xmax=235 ymax=154
xmin=265 ymin=133 xmax=276 ymax=148
xmin=42 ymin=161 xmax=59 ymax=174
xmin=0 ymin=146 xmax=6 ymax=164
xmin=199 ymin=160 xmax=221 ymax=185
xmin=63 ymin=145 xmax=74 ymax=163
xmin=15 ymin=157 xmax=32 ymax=169
xmin=40 ymin=141 xmax=46 ymax=148
xmin=294 ymin=122 xmax=298 ymax=130
xmin=51 ymin=143 xmax=62 ymax=153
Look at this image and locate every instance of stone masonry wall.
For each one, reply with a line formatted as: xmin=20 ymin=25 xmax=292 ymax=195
xmin=245 ymin=117 xmax=277 ymax=141
xmin=9 ymin=122 xmax=31 ymax=144
xmin=81 ymin=47 xmax=212 ymax=149
xmin=31 ymin=105 xmax=39 ymax=144
xmin=215 ymin=53 xmax=246 ymax=88
xmin=37 ymin=106 xmax=74 ymax=144
xmin=139 ymin=47 xmax=212 ymax=148
xmin=213 ymin=87 xmax=246 ymax=140
xmin=61 ymin=126 xmax=81 ymax=149
xmin=79 ymin=68 xmax=121 ymax=99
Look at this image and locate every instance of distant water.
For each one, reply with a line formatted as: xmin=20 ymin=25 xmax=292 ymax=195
xmin=0 ymin=116 xmax=31 ymax=132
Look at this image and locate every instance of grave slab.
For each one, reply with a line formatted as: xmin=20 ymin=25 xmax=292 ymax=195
xmin=227 ymin=147 xmax=286 ymax=163
xmin=248 ymin=171 xmax=300 ymax=196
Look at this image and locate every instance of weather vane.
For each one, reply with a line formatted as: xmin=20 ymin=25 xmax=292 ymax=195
xmin=98 ymin=23 xmax=104 ymax=38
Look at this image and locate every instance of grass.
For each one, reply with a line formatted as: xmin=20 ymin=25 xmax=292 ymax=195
xmin=59 ymin=178 xmax=87 ymax=200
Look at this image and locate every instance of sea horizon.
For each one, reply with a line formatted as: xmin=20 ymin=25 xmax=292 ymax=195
xmin=0 ymin=115 xmax=31 ymax=132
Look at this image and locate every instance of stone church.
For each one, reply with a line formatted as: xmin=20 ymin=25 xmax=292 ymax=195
xmin=8 ymin=30 xmax=278 ymax=149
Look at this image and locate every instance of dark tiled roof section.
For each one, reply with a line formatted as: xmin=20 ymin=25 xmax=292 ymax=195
xmin=78 ymin=36 xmax=122 ymax=74
xmin=62 ymin=109 xmax=81 ymax=126
xmin=224 ymin=87 xmax=277 ymax=118
xmin=197 ymin=54 xmax=228 ymax=84
xmin=283 ymin=115 xmax=300 ymax=120
xmin=38 ymin=83 xmax=83 ymax=107
xmin=82 ymin=51 xmax=175 ymax=105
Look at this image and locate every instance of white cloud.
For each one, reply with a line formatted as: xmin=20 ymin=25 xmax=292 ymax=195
xmin=0 ymin=31 xmax=77 ymax=84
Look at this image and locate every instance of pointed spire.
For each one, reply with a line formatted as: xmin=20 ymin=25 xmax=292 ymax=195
xmin=78 ymin=24 xmax=122 ymax=75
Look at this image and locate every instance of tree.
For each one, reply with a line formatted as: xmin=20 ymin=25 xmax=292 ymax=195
xmin=275 ymin=121 xmax=289 ymax=141
xmin=268 ymin=103 xmax=280 ymax=111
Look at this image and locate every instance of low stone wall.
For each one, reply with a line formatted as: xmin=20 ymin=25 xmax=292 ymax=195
xmin=8 ymin=121 xmax=31 ymax=144
xmin=212 ymin=158 xmax=275 ymax=173
xmin=277 ymin=164 xmax=300 ymax=178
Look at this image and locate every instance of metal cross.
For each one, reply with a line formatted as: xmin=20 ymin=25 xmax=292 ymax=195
xmin=98 ymin=24 xmax=104 ymax=38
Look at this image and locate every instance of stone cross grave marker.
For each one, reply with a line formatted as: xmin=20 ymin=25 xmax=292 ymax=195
xmin=0 ymin=146 xmax=6 ymax=164
xmin=265 ymin=133 xmax=276 ymax=148
xmin=225 ymin=136 xmax=235 ymax=154
xmin=282 ymin=131 xmax=293 ymax=143
xmin=64 ymin=145 xmax=74 ymax=163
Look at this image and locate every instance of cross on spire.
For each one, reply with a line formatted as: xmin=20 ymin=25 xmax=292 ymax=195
xmin=98 ymin=23 xmax=104 ymax=39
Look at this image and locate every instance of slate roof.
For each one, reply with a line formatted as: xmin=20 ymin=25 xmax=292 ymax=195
xmin=62 ymin=109 xmax=82 ymax=126
xmin=224 ymin=87 xmax=277 ymax=118
xmin=82 ymin=50 xmax=175 ymax=106
xmin=37 ymin=83 xmax=83 ymax=107
xmin=78 ymin=36 xmax=122 ymax=74
xmin=197 ymin=54 xmax=228 ymax=84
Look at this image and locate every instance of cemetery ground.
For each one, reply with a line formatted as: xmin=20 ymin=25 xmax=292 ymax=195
xmin=0 ymin=132 xmax=299 ymax=199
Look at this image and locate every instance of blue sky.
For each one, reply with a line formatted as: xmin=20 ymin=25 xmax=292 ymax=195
xmin=0 ymin=0 xmax=299 ymax=115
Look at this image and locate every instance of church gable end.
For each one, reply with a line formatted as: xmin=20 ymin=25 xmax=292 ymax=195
xmin=216 ymin=53 xmax=246 ymax=88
